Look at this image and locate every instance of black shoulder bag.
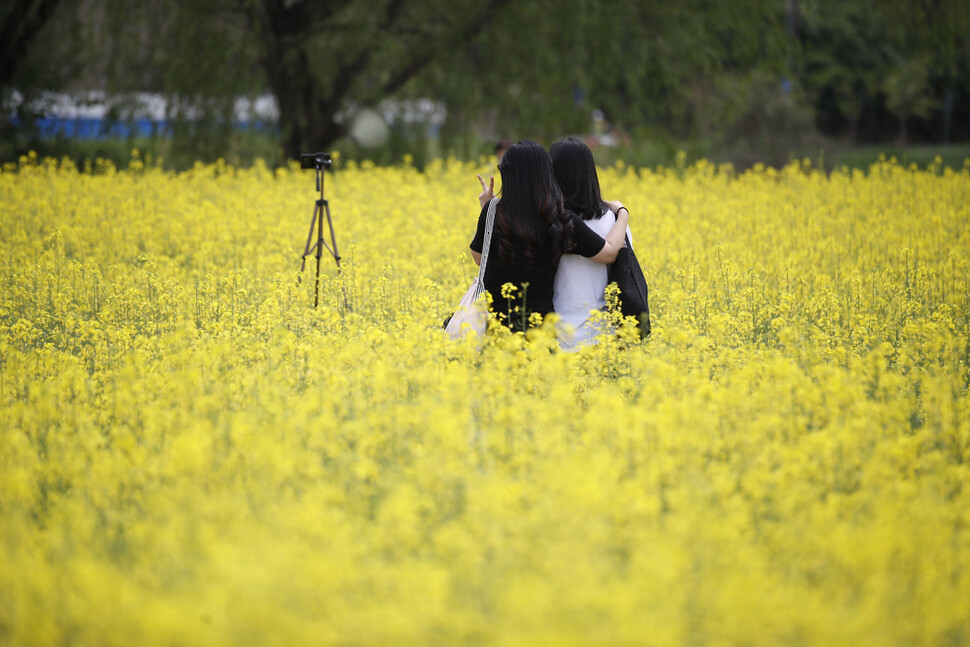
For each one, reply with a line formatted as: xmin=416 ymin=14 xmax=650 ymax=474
xmin=607 ymin=235 xmax=651 ymax=338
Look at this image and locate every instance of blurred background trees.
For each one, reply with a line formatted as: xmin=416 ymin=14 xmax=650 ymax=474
xmin=2 ymin=0 xmax=969 ymax=168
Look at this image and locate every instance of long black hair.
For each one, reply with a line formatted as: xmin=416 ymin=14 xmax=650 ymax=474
xmin=494 ymin=140 xmax=574 ymax=267
xmin=550 ymin=137 xmax=608 ymax=221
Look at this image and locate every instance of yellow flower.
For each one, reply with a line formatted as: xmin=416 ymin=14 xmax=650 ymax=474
xmin=1 ymin=153 xmax=968 ymax=645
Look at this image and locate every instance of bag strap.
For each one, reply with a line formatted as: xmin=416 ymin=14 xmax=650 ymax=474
xmin=474 ymin=197 xmax=499 ymax=300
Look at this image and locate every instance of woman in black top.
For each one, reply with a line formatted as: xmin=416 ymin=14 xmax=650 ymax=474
xmin=469 ymin=140 xmax=630 ymax=331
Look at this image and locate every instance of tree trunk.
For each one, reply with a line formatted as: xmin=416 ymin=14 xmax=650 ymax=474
xmin=250 ymin=0 xmax=512 ymax=160
xmin=266 ymin=50 xmax=347 ymax=158
xmin=249 ymin=0 xmax=347 ymax=158
xmin=942 ymin=83 xmax=953 ymax=145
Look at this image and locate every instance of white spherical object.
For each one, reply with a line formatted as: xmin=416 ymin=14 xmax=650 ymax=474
xmin=350 ymin=108 xmax=390 ymax=148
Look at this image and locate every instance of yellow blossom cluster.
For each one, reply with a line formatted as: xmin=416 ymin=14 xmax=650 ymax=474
xmin=1 ymin=151 xmax=968 ymax=646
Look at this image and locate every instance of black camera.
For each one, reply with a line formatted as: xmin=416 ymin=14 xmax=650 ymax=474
xmin=300 ymin=152 xmax=333 ymax=170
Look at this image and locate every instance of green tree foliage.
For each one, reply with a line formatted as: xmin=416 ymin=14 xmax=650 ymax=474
xmin=875 ymin=0 xmax=970 ymax=143
xmin=3 ymin=0 xmax=969 ymax=165
xmin=422 ymin=0 xmax=790 ymax=147
xmin=799 ymin=1 xmax=896 ymax=143
xmin=883 ymin=58 xmax=937 ymax=144
xmin=3 ymin=0 xmax=513 ymax=160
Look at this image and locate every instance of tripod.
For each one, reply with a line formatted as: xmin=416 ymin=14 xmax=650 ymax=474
xmin=299 ymin=160 xmax=343 ymax=308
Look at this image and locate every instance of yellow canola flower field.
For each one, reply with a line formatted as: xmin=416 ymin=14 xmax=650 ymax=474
xmin=1 ymin=152 xmax=969 ymax=646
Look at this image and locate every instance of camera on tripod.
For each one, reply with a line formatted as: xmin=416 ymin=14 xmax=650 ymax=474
xmin=297 ymin=150 xmax=344 ymax=308
xmin=300 ymin=152 xmax=332 ymax=170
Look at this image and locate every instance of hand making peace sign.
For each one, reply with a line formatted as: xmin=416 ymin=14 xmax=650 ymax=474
xmin=476 ymin=174 xmax=495 ymax=208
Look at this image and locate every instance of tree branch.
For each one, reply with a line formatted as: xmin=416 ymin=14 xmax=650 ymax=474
xmin=376 ymin=0 xmax=514 ymax=101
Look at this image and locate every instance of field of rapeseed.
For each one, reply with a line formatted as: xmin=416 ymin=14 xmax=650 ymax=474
xmin=1 ymin=151 xmax=969 ymax=646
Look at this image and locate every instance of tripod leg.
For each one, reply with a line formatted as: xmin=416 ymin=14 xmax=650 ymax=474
xmin=323 ymin=201 xmax=342 ymax=272
xmin=314 ymin=202 xmax=324 ymax=308
xmin=299 ymin=203 xmax=320 ymax=281
xmin=323 ymin=200 xmax=349 ymax=309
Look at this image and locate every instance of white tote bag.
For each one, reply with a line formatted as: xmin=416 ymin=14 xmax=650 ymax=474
xmin=445 ymin=197 xmax=498 ymax=340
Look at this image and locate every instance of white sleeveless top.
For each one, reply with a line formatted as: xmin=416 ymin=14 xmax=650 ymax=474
xmin=553 ymin=209 xmax=632 ymax=351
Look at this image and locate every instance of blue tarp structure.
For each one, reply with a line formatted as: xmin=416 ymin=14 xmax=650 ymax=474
xmin=12 ymin=116 xmax=277 ymax=139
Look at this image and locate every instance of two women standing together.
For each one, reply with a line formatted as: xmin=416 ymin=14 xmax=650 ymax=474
xmin=467 ymin=138 xmax=634 ymax=350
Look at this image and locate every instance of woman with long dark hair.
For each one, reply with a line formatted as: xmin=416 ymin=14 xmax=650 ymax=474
xmin=549 ymin=137 xmax=633 ymax=349
xmin=469 ymin=139 xmax=629 ymax=332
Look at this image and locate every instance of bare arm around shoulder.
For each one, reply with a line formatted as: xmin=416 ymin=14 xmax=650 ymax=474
xmin=588 ymin=200 xmax=630 ymax=264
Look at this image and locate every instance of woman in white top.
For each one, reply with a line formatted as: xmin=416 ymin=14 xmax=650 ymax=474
xmin=551 ymin=137 xmax=632 ymax=351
